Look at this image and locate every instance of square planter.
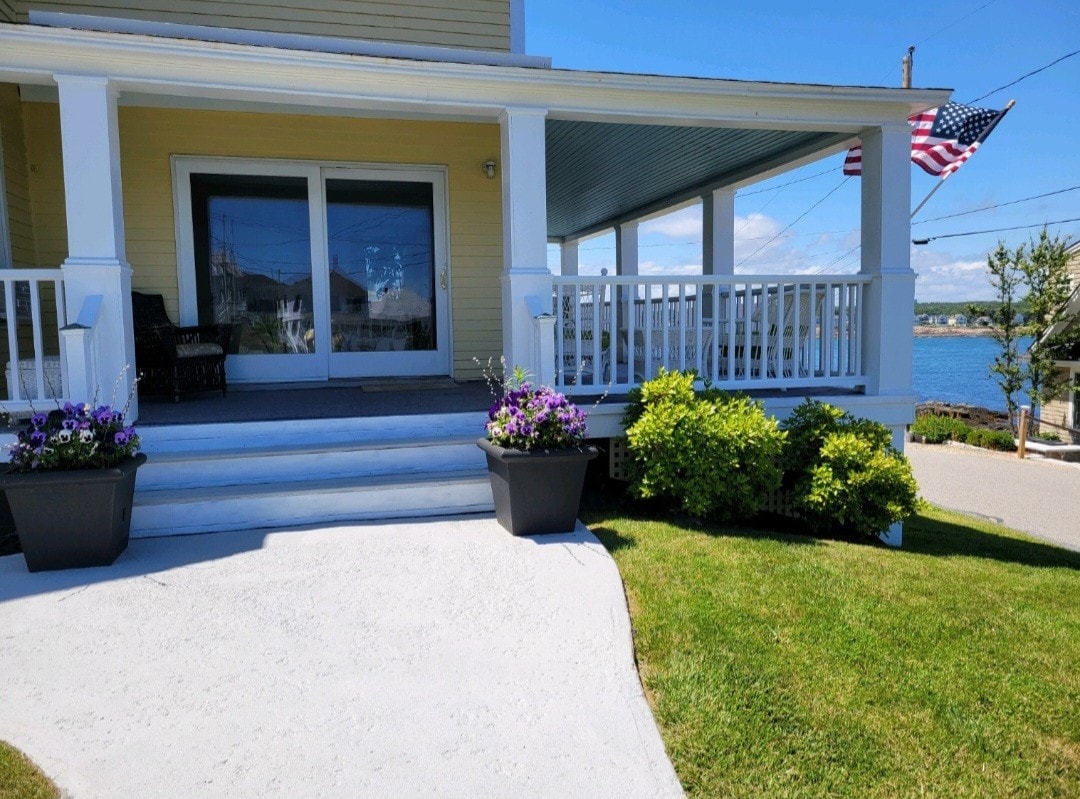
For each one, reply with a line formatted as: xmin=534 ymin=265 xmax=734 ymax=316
xmin=0 ymin=453 xmax=147 ymax=572
xmin=478 ymin=438 xmax=598 ymax=536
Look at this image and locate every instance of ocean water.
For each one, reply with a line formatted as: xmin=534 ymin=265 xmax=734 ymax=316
xmin=913 ymin=335 xmax=1033 ymax=412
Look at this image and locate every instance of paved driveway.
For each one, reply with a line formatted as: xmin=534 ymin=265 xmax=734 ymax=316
xmin=908 ymin=442 xmax=1080 ymax=552
xmin=0 ymin=517 xmax=682 ymax=798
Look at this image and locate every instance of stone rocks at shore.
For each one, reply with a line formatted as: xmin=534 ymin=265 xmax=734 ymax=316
xmin=916 ymin=401 xmax=1013 ymax=431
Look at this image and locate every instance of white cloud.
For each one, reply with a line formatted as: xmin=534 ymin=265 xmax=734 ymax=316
xmin=640 ymin=205 xmax=702 ymax=238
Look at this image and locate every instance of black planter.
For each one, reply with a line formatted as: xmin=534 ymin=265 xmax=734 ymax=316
xmin=477 ymin=438 xmax=598 ymax=536
xmin=0 ymin=453 xmax=147 ymax=572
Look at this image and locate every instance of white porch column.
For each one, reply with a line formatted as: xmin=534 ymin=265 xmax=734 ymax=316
xmin=860 ymin=121 xmax=915 ymax=548
xmin=614 ymin=222 xmax=639 ymax=276
xmin=499 ymin=107 xmax=552 ymax=378
xmin=559 ymin=240 xmax=579 ymax=276
xmin=55 ymin=74 xmax=138 ymax=419
xmin=701 ymin=188 xmax=735 ymax=276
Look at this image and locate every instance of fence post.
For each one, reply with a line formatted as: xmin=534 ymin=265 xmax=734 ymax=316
xmin=1017 ymin=405 xmax=1029 ymax=459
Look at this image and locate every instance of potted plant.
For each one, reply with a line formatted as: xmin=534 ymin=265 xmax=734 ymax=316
xmin=1 ymin=403 xmax=146 ymax=572
xmin=477 ymin=366 xmax=598 ymax=535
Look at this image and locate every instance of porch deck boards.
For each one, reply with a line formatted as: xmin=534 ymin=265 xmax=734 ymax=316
xmin=137 ymin=379 xmax=496 ymax=426
xmin=137 ymin=378 xmax=862 ymax=427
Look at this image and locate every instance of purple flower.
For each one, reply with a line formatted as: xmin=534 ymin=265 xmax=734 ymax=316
xmin=61 ymin=418 xmax=78 ymax=431
xmin=29 ymin=431 xmax=46 ymax=448
xmin=114 ymin=431 xmax=130 ymax=446
xmin=30 ymin=412 xmax=47 ymax=428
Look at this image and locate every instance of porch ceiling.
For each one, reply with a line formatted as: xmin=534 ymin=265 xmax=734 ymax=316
xmin=545 ymin=120 xmax=847 ymax=241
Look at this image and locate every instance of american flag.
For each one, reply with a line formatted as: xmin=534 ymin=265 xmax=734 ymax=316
xmin=843 ymin=101 xmax=1008 ymax=178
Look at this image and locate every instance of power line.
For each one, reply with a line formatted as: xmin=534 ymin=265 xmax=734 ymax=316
xmin=737 ymin=167 xmax=837 ymax=196
xmin=736 ymin=177 xmax=852 ymax=267
xmin=913 ymin=217 xmax=1080 ymax=244
xmin=968 ymin=49 xmax=1080 ymax=103
xmin=913 ymin=186 xmax=1080 ymax=224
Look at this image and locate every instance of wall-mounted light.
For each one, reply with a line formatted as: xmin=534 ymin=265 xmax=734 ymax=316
xmin=481 ymin=160 xmax=498 ymax=179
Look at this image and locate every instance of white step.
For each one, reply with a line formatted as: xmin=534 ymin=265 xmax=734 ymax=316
xmin=136 ymin=436 xmax=485 ymax=490
xmin=131 ymin=469 xmax=493 ymax=538
xmin=138 ymin=412 xmax=488 ymax=454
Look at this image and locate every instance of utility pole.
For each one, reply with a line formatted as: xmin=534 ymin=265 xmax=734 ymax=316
xmin=901 ymin=46 xmax=915 ymax=88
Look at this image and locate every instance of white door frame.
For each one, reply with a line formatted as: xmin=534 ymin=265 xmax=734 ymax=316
xmin=173 ymin=155 xmax=452 ymax=382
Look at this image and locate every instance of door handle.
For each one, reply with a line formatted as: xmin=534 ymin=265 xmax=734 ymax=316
xmin=440 ymin=269 xmax=448 ymax=291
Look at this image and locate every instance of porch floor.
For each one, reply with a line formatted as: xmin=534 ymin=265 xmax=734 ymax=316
xmin=136 ymin=377 xmax=863 ymax=427
xmin=137 ymin=378 xmax=496 ymax=426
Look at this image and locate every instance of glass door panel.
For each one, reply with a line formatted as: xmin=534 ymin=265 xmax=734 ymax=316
xmin=323 ymin=171 xmax=448 ymax=377
xmin=190 ymin=172 xmax=324 ymax=381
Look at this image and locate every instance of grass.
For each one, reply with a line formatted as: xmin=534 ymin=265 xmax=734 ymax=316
xmin=0 ymin=742 xmax=58 ymax=799
xmin=581 ymin=492 xmax=1080 ymax=799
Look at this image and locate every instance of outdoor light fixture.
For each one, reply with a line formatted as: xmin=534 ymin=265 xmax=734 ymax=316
xmin=481 ymin=160 xmax=497 ymax=179
xmin=912 ymin=238 xmax=931 ymax=245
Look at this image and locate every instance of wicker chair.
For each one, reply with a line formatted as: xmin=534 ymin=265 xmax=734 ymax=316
xmin=132 ymin=291 xmax=231 ymax=402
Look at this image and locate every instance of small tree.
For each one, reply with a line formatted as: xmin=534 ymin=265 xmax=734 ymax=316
xmin=973 ymin=242 xmax=1025 ymax=425
xmin=1018 ymin=229 xmax=1072 ymax=416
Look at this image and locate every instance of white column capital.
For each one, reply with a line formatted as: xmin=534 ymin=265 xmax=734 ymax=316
xmin=559 ymin=240 xmax=579 ymax=276
xmin=53 ymin=73 xmax=116 ymax=92
xmin=498 ymin=106 xmax=549 ymax=123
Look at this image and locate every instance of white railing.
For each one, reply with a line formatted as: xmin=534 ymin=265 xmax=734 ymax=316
xmin=553 ymin=275 xmax=871 ymax=393
xmin=1 ymin=269 xmax=68 ymax=413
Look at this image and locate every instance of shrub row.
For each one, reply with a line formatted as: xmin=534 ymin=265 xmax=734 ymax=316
xmin=622 ymin=370 xmax=920 ymax=538
xmin=911 ymin=414 xmax=1016 ymax=451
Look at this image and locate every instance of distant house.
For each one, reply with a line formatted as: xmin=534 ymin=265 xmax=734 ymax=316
xmin=974 ymin=316 xmax=992 ymax=327
xmin=934 ymin=315 xmax=949 ymax=326
xmin=1039 ymin=240 xmax=1080 ymax=443
xmin=947 ymin=314 xmax=967 ymax=327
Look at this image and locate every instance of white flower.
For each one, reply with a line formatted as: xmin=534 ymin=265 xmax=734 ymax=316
xmin=79 ymin=429 xmax=95 ymax=444
xmin=56 ymin=429 xmax=72 ymax=443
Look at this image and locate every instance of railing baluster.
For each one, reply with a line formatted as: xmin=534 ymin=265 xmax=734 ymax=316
xmin=854 ymin=282 xmax=864 ymax=378
xmin=838 ymin=282 xmax=848 ymax=376
xmin=4 ymin=280 xmax=20 ymax=402
xmin=29 ymin=281 xmax=47 ymax=400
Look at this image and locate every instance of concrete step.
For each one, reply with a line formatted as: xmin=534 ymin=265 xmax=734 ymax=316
xmin=131 ymin=469 xmax=493 ymax=538
xmin=138 ymin=412 xmax=488 ymax=454
xmin=136 ymin=436 xmax=485 ymax=490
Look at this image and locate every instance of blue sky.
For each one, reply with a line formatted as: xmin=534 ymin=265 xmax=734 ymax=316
xmin=527 ymin=0 xmax=1079 ymax=301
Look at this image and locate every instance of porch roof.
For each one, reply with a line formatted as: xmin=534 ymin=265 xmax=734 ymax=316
xmin=546 ymin=121 xmax=848 ymax=241
xmin=0 ymin=21 xmax=950 ymax=244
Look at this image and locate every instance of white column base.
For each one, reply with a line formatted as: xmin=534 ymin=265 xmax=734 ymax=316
xmin=501 ymin=270 xmax=554 ymax=381
xmin=61 ymin=259 xmax=138 ymax=420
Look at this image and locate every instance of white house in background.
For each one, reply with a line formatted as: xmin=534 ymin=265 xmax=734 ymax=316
xmin=0 ymin=1 xmax=949 ymax=545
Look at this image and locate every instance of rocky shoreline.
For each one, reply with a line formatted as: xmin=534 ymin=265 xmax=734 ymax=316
xmin=916 ymin=401 xmax=1012 ymax=431
xmin=913 ymin=326 xmax=994 ymax=337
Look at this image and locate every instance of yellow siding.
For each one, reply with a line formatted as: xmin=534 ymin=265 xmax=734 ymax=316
xmin=0 ymin=0 xmax=14 ymax=22
xmin=0 ymin=84 xmax=36 ymax=268
xmin=21 ymin=102 xmax=504 ymax=378
xmin=16 ymin=0 xmax=511 ymax=52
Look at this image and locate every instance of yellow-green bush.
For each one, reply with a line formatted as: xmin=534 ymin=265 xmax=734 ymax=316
xmin=623 ymin=370 xmax=785 ymax=520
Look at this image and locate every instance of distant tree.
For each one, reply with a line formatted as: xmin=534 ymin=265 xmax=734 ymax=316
xmin=1018 ymin=229 xmax=1072 ymax=417
xmin=971 ymin=242 xmax=1024 ymax=425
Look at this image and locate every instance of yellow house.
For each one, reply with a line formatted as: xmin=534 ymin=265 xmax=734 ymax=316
xmin=0 ymin=1 xmax=949 ymax=542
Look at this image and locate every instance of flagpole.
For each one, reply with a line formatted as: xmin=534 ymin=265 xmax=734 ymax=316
xmin=910 ymin=99 xmax=1015 ymax=220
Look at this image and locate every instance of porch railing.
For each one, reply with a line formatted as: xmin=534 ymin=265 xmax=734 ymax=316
xmin=552 ymin=275 xmax=871 ymax=393
xmin=1 ymin=269 xmax=69 ymax=413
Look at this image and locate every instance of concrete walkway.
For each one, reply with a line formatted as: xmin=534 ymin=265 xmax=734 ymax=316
xmin=0 ymin=517 xmax=683 ymax=799
xmin=908 ymin=442 xmax=1080 ymax=552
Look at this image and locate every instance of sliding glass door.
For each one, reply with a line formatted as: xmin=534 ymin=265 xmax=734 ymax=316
xmin=176 ymin=160 xmax=450 ymax=383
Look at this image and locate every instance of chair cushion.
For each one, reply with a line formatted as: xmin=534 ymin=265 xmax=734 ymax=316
xmin=175 ymin=342 xmax=224 ymax=358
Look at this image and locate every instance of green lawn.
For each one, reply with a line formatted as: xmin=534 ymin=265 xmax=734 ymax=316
xmin=0 ymin=743 xmax=57 ymax=799
xmin=582 ymin=495 xmax=1080 ymax=799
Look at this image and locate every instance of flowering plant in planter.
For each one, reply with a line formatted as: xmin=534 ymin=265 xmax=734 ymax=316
xmin=485 ymin=367 xmax=589 ymax=451
xmin=8 ymin=403 xmax=140 ymax=472
xmin=478 ymin=363 xmax=597 ymax=536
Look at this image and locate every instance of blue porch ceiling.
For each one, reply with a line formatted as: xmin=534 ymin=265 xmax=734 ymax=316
xmin=545 ymin=120 xmax=846 ymax=241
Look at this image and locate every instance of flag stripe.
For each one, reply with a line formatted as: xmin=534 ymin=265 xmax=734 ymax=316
xmin=843 ymin=101 xmax=1008 ymax=179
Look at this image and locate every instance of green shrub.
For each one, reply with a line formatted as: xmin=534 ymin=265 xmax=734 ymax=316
xmin=780 ymin=399 xmax=891 ymax=489
xmin=782 ymin=399 xmax=919 ymax=538
xmin=796 ymin=432 xmax=921 ymax=538
xmin=964 ymin=428 xmax=1017 ymax=451
xmin=911 ymin=414 xmax=972 ymax=444
xmin=623 ymin=370 xmax=785 ymax=520
xmin=1034 ymin=429 xmax=1061 ymax=442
